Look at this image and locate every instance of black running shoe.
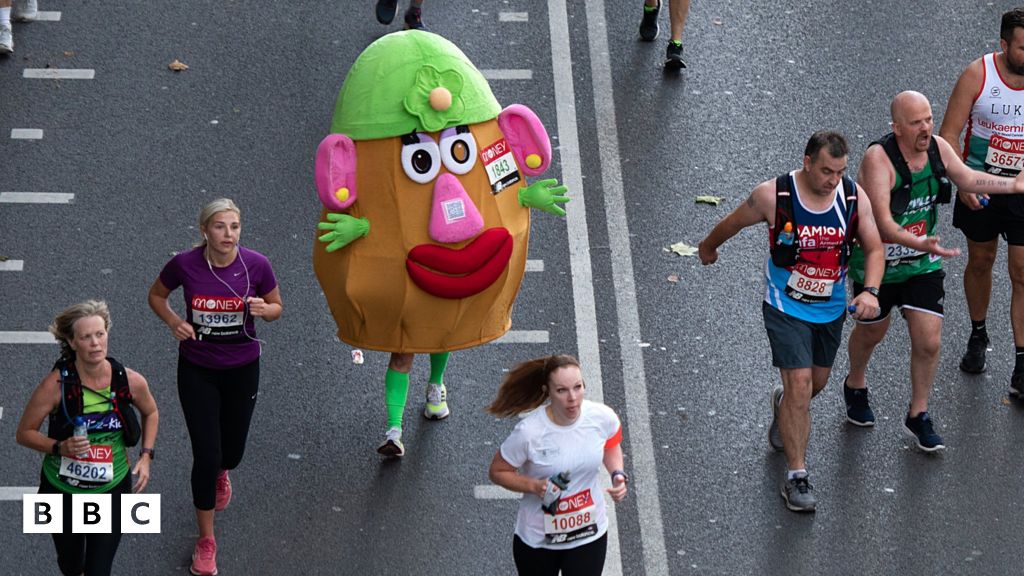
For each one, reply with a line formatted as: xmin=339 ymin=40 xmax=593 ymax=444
xmin=904 ymin=411 xmax=945 ymax=452
xmin=639 ymin=1 xmax=660 ymax=41
xmin=404 ymin=6 xmax=424 ymax=30
xmin=1010 ymin=371 xmax=1024 ymax=398
xmin=959 ymin=333 xmax=989 ymax=374
xmin=843 ymin=379 xmax=876 ymax=427
xmin=376 ymin=0 xmax=398 ymax=25
xmin=665 ymin=41 xmax=686 ymax=69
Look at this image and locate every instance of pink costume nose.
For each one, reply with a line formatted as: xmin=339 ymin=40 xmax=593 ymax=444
xmin=428 ymin=173 xmax=484 ymax=244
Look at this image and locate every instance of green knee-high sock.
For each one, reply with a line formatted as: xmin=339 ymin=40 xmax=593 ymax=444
xmin=385 ymin=368 xmax=410 ymax=429
xmin=429 ymin=352 xmax=450 ymax=385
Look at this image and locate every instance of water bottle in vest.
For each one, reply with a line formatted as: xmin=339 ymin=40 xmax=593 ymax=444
xmin=777 ymin=221 xmax=795 ymax=246
xmin=542 ymin=470 xmax=571 ymax=514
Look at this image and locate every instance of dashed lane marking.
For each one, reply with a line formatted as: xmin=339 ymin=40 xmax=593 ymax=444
xmin=0 ymin=260 xmax=25 ymax=271
xmin=23 ymin=69 xmax=95 ymax=79
xmin=0 ymin=192 xmax=74 ymax=203
xmin=0 ymin=487 xmax=38 ymax=501
xmin=11 ymin=129 xmax=43 ymax=139
xmin=480 ymin=69 xmax=532 ymax=80
xmin=0 ymin=332 xmax=55 ymax=344
xmin=35 ymin=11 xmax=61 ymax=21
xmin=473 ymin=485 xmax=522 ymax=500
xmin=499 ymin=12 xmax=529 ymax=22
xmin=491 ymin=330 xmax=549 ymax=344
xmin=526 ymin=259 xmax=544 ymax=272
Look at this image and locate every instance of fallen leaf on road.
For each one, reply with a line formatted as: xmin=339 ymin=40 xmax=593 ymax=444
xmin=63 ymin=51 xmax=74 ymax=57
xmin=668 ymin=242 xmax=698 ymax=257
xmin=168 ymin=59 xmax=189 ymax=72
xmin=695 ymin=195 xmax=723 ymax=205
xmin=667 ymin=274 xmax=679 ymax=283
xmin=1002 ymin=397 xmax=1012 ymax=406
xmin=712 ymin=17 xmax=724 ymax=25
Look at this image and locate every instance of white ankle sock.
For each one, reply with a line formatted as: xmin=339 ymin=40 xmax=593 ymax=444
xmin=787 ymin=469 xmax=807 ymax=481
xmin=1 ymin=7 xmax=12 ymax=28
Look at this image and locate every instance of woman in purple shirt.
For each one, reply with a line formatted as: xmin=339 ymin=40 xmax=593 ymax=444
xmin=147 ymin=198 xmax=282 ymax=576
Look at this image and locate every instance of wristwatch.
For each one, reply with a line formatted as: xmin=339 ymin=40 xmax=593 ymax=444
xmin=140 ymin=448 xmax=155 ymax=460
xmin=863 ymin=286 xmax=880 ymax=297
xmin=52 ymin=440 xmax=61 ymax=456
xmin=611 ymin=470 xmax=629 ymax=484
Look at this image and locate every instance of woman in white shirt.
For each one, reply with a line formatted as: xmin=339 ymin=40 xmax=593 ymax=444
xmin=488 ymin=354 xmax=628 ymax=576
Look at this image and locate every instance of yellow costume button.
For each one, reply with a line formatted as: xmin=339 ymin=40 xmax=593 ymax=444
xmin=335 ymin=187 xmax=350 ymax=202
xmin=526 ymin=154 xmax=542 ymax=169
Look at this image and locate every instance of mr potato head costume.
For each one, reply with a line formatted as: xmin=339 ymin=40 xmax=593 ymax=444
xmin=312 ymin=31 xmax=568 ymax=456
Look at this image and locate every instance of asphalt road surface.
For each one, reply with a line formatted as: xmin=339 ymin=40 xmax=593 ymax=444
xmin=2 ymin=1 xmax=1022 ymax=574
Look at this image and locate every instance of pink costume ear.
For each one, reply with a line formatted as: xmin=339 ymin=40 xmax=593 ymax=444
xmin=497 ymin=104 xmax=552 ymax=177
xmin=314 ymin=134 xmax=358 ymax=211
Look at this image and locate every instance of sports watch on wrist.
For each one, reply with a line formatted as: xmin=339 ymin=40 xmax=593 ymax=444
xmin=52 ymin=440 xmax=61 ymax=456
xmin=611 ymin=469 xmax=629 ymax=484
xmin=140 ymin=448 xmax=155 ymax=460
xmin=863 ymin=286 xmax=880 ymax=297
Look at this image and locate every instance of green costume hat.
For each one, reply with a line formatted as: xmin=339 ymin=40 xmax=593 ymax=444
xmin=331 ymin=30 xmax=502 ymax=141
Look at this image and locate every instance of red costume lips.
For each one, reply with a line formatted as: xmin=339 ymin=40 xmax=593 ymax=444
xmin=407 ymin=227 xmax=513 ymax=299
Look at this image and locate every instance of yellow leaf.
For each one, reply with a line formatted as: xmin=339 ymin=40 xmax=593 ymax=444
xmin=695 ymin=195 xmax=723 ymax=206
xmin=168 ymin=59 xmax=189 ymax=72
xmin=669 ymin=242 xmax=698 ymax=257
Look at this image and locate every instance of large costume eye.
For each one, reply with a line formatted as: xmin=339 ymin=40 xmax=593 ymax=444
xmin=439 ymin=126 xmax=477 ymax=175
xmin=401 ymin=133 xmax=441 ymax=184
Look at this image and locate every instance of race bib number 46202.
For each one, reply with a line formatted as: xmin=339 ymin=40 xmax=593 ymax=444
xmin=59 ymin=445 xmax=114 ymax=485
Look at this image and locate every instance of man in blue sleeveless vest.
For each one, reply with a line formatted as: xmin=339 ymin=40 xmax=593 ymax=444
xmin=940 ymin=8 xmax=1024 ymax=396
xmin=847 ymin=91 xmax=1024 ymax=452
xmin=698 ymin=131 xmax=885 ymax=512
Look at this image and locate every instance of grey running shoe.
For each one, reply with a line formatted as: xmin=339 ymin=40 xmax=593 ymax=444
xmin=638 ymin=1 xmax=659 ymax=41
xmin=904 ymin=411 xmax=945 ymax=452
xmin=1011 ymin=371 xmax=1024 ymax=399
xmin=664 ymin=41 xmax=687 ymax=69
xmin=0 ymin=25 xmax=12 ymax=55
xmin=780 ymin=474 xmax=816 ymax=512
xmin=959 ymin=333 xmax=989 ymax=374
xmin=843 ymin=379 xmax=876 ymax=427
xmin=377 ymin=426 xmax=405 ymax=457
xmin=13 ymin=0 xmax=38 ymax=22
xmin=423 ymin=383 xmax=449 ymax=420
xmin=375 ymin=0 xmax=398 ymax=25
xmin=768 ymin=385 xmax=784 ymax=452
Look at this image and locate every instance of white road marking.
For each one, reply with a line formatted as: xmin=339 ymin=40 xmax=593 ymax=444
xmin=35 ymin=11 xmax=61 ymax=21
xmin=473 ymin=485 xmax=522 ymax=500
xmin=0 ymin=260 xmax=25 ymax=271
xmin=492 ymin=330 xmax=549 ymax=344
xmin=0 ymin=192 xmax=74 ymax=203
xmin=547 ymin=0 xmax=622 ymax=573
xmin=0 ymin=487 xmax=37 ymax=501
xmin=11 ymin=129 xmax=43 ymax=139
xmin=0 ymin=332 xmax=55 ymax=344
xmin=583 ymin=0 xmax=668 ymax=573
xmin=23 ymin=69 xmax=95 ymax=80
xmin=499 ymin=12 xmax=529 ymax=22
xmin=526 ymin=259 xmax=544 ymax=272
xmin=480 ymin=69 xmax=533 ymax=81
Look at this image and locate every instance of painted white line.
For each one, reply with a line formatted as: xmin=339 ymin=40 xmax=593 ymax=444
xmin=547 ymin=0 xmax=621 ymax=573
xmin=0 ymin=192 xmax=74 ymax=203
xmin=0 ymin=487 xmax=37 ymax=501
xmin=480 ymin=69 xmax=533 ymax=81
xmin=23 ymin=69 xmax=95 ymax=80
xmin=473 ymin=485 xmax=522 ymax=500
xmin=525 ymin=259 xmax=544 ymax=272
xmin=0 ymin=332 xmax=55 ymax=344
xmin=11 ymin=129 xmax=43 ymax=139
xmin=0 ymin=260 xmax=25 ymax=271
xmin=584 ymin=0 xmax=667 ymax=573
xmin=499 ymin=12 xmax=529 ymax=22
xmin=36 ymin=11 xmax=61 ymax=21
xmin=492 ymin=330 xmax=549 ymax=344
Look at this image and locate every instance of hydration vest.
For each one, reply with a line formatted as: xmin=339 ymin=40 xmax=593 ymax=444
xmin=870 ymin=132 xmax=951 ymax=215
xmin=48 ymin=355 xmax=141 ymax=447
xmin=770 ymin=173 xmax=859 ymax=268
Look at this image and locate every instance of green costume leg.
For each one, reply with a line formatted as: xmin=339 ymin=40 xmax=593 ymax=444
xmin=429 ymin=352 xmax=450 ymax=385
xmin=385 ymin=367 xmax=410 ymax=429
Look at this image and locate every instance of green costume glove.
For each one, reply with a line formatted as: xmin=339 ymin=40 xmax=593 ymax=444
xmin=317 ymin=212 xmax=370 ymax=253
xmin=518 ymin=178 xmax=569 ymax=217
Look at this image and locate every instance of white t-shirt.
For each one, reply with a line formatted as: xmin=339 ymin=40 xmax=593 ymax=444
xmin=499 ymin=400 xmax=622 ymax=550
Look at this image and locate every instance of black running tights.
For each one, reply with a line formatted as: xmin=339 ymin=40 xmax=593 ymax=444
xmin=39 ymin=473 xmax=130 ymax=576
xmin=512 ymin=533 xmax=607 ymax=576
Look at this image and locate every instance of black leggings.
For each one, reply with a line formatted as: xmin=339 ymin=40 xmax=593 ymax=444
xmin=39 ymin=473 xmax=131 ymax=576
xmin=513 ymin=533 xmax=608 ymax=576
xmin=178 ymin=356 xmax=260 ymax=510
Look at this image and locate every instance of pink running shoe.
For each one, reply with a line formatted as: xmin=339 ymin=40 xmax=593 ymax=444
xmin=190 ymin=537 xmax=218 ymax=575
xmin=215 ymin=470 xmax=232 ymax=512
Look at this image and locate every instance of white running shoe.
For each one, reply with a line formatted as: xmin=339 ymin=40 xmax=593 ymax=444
xmin=0 ymin=25 xmax=13 ymax=55
xmin=13 ymin=0 xmax=38 ymax=22
xmin=377 ymin=427 xmax=405 ymax=457
xmin=423 ymin=383 xmax=450 ymax=420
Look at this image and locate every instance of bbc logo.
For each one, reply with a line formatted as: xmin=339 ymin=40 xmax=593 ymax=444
xmin=22 ymin=494 xmax=161 ymax=534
